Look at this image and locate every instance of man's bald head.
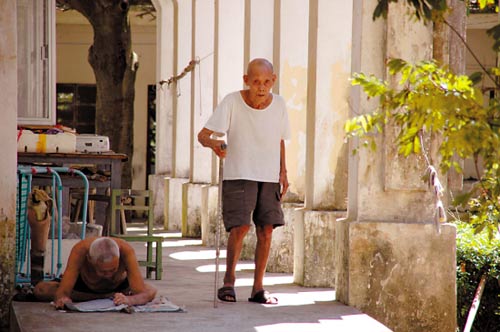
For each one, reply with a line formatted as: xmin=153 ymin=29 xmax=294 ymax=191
xmin=89 ymin=237 xmax=120 ymax=264
xmin=247 ymin=58 xmax=274 ymax=75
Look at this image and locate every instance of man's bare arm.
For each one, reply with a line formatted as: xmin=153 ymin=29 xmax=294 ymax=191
xmin=198 ymin=127 xmax=226 ymax=158
xmin=116 ymin=241 xmax=157 ymax=306
xmin=53 ymin=241 xmax=87 ymax=308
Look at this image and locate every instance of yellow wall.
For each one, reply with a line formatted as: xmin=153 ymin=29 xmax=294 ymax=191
xmin=56 ymin=10 xmax=156 ymax=190
xmin=464 ymin=14 xmax=497 ymax=179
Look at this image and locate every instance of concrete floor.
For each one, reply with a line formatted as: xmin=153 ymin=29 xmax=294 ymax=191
xmin=10 ymin=227 xmax=392 ymax=332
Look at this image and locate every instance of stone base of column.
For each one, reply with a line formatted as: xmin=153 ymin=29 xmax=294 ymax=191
xmin=182 ymin=182 xmax=217 ymax=238
xmin=200 ymin=185 xmax=227 ymax=247
xmin=148 ymin=174 xmax=167 ymax=227
xmin=335 ymin=220 xmax=456 ymax=332
xmin=164 ymin=177 xmax=189 ymax=231
xmin=293 ymin=210 xmax=337 ymax=287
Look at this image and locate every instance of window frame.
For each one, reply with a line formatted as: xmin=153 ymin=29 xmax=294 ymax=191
xmin=17 ymin=0 xmax=56 ymax=126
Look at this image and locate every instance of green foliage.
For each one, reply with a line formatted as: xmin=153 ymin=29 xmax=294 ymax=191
xmin=346 ymin=58 xmax=500 ymax=236
xmin=469 ymin=0 xmax=498 ymax=14
xmin=456 ymin=222 xmax=500 ymax=331
xmin=373 ymin=0 xmax=498 ymax=21
xmin=373 ymin=0 xmax=500 ymax=51
xmin=487 ymin=24 xmax=500 ymax=52
xmin=373 ymin=0 xmax=448 ymax=21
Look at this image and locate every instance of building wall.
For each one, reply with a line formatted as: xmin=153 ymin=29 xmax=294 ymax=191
xmin=0 ymin=0 xmax=18 ymax=327
xmin=463 ymin=13 xmax=498 ymax=179
xmin=56 ymin=10 xmax=156 ymax=190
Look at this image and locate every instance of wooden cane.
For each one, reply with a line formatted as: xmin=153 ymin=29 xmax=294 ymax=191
xmin=214 ymin=143 xmax=226 ymax=308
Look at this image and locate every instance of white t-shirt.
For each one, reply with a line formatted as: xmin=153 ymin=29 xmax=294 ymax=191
xmin=204 ymin=91 xmax=291 ymax=182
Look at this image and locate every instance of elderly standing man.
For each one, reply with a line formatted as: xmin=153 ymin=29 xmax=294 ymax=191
xmin=34 ymin=237 xmax=157 ymax=309
xmin=198 ymin=58 xmax=290 ymax=304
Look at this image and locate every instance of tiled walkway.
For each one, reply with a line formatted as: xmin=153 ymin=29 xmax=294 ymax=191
xmin=11 ymin=228 xmax=391 ymax=332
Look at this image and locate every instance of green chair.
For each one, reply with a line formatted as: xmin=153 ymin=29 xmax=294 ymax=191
xmin=110 ymin=189 xmax=163 ymax=280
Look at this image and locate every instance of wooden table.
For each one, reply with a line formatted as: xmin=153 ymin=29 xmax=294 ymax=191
xmin=18 ymin=152 xmax=128 ymax=229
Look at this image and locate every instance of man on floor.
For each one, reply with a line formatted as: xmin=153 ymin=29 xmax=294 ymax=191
xmin=34 ymin=236 xmax=157 ymax=309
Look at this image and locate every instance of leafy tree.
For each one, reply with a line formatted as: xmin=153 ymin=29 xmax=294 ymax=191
xmin=346 ymin=0 xmax=500 ymax=236
xmin=56 ymin=0 xmax=154 ymax=187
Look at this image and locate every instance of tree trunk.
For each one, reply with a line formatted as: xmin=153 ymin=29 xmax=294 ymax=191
xmin=58 ymin=0 xmax=137 ymax=187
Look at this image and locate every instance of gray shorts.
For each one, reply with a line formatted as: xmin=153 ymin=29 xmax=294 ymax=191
xmin=222 ymin=180 xmax=285 ymax=232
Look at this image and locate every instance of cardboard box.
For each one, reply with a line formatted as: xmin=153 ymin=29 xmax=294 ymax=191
xmin=17 ymin=130 xmax=76 ymax=153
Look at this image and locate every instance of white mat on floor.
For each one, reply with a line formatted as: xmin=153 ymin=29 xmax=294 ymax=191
xmin=64 ymin=296 xmax=186 ymax=313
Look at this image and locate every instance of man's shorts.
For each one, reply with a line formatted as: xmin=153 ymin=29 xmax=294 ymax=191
xmin=73 ymin=275 xmax=130 ymax=294
xmin=222 ymin=180 xmax=285 ymax=231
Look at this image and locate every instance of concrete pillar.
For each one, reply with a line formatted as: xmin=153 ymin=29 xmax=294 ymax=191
xmin=215 ymin=0 xmax=244 ymax=101
xmin=182 ymin=183 xmax=217 ymax=238
xmin=151 ymin=0 xmax=175 ymax=226
xmin=290 ymin=0 xmax=353 ymax=287
xmin=192 ymin=0 xmax=245 ymax=244
xmin=178 ymin=0 xmax=216 ymax=238
xmin=245 ymin=0 xmax=274 ymax=63
xmin=164 ymin=177 xmax=189 ymax=230
xmin=338 ymin=1 xmax=457 ymax=331
xmin=240 ymin=203 xmax=301 ymax=273
xmin=190 ymin=0 xmax=215 ymax=184
xmin=160 ymin=0 xmax=191 ymax=230
xmin=305 ymin=0 xmax=351 ymax=211
xmin=336 ymin=221 xmax=456 ymax=332
xmin=447 ymin=0 xmax=467 ymax=75
xmin=435 ymin=0 xmax=467 ymax=193
xmin=277 ymin=0 xmax=308 ymax=202
xmin=182 ymin=183 xmax=201 ymax=237
xmin=154 ymin=0 xmax=175 ymax=176
xmin=200 ymin=185 xmax=227 ymax=247
xmin=0 ymin=0 xmax=18 ymax=327
xmin=148 ymin=174 xmax=166 ymax=226
xmin=173 ymin=0 xmax=192 ymax=179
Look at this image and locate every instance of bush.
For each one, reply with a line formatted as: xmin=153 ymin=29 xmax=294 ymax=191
xmin=456 ymin=222 xmax=500 ymax=332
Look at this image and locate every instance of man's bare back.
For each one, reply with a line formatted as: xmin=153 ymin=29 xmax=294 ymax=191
xmin=34 ymin=237 xmax=156 ymax=309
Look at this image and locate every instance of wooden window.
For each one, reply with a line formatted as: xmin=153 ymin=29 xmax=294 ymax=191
xmin=56 ymin=84 xmax=96 ymax=134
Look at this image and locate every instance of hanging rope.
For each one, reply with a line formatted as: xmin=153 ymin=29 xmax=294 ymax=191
xmin=159 ymin=59 xmax=199 ymax=88
xmin=419 ymin=130 xmax=447 ymax=234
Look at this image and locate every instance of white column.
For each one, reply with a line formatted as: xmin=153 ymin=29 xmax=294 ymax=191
xmin=173 ymin=0 xmax=193 ymax=178
xmin=154 ymin=0 xmax=175 ymax=176
xmin=150 ymin=0 xmax=175 ymax=226
xmin=216 ymin=0 xmax=245 ymax=101
xmin=246 ymin=0 xmax=274 ymax=64
xmin=348 ymin=0 xmax=386 ymax=221
xmin=305 ymin=0 xmax=352 ymax=210
xmin=277 ymin=0 xmax=308 ymax=202
xmin=356 ymin=1 xmax=436 ymax=223
xmin=190 ymin=0 xmax=215 ymax=183
xmin=338 ymin=2 xmax=457 ymax=331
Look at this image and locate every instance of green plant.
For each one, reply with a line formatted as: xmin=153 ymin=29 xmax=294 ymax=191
xmin=346 ymin=58 xmax=500 ymax=237
xmin=456 ymin=222 xmax=500 ymax=331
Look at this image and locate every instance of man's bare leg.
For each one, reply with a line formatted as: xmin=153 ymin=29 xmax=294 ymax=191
xmin=251 ymin=225 xmax=273 ymax=295
xmin=247 ymin=224 xmax=278 ymax=304
xmin=222 ymin=225 xmax=250 ymax=287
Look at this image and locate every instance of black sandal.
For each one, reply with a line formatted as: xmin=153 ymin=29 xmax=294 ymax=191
xmin=217 ymin=286 xmax=236 ymax=302
xmin=248 ymin=290 xmax=278 ymax=304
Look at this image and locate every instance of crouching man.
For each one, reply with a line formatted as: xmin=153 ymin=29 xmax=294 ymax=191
xmin=34 ymin=237 xmax=157 ymax=309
